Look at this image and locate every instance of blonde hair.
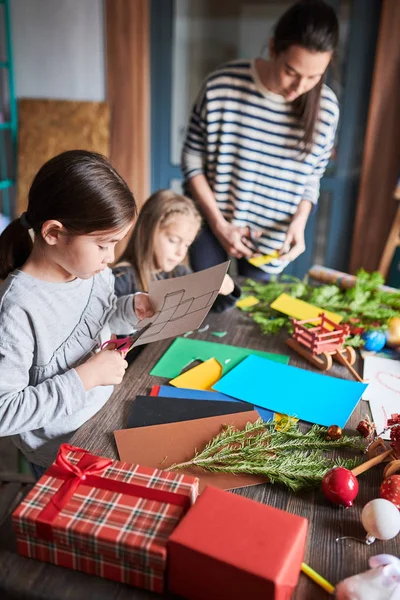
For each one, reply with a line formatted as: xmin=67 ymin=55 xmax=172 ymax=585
xmin=119 ymin=189 xmax=201 ymax=291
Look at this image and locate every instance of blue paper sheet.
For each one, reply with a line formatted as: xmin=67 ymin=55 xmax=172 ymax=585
xmin=213 ymin=355 xmax=368 ymax=428
xmin=155 ymin=385 xmax=274 ymax=422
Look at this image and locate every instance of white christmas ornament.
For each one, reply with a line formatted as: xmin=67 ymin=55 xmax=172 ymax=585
xmin=361 ymin=498 xmax=400 ymax=544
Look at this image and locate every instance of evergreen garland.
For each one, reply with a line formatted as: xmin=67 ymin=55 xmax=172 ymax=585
xmin=240 ymin=270 xmax=400 ymax=346
xmin=167 ymin=420 xmax=364 ymax=491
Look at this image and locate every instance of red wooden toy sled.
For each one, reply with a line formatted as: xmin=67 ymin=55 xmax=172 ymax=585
xmin=286 ymin=313 xmax=363 ymax=382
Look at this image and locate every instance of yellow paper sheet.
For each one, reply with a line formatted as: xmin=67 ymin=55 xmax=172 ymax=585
xmin=248 ymin=250 xmax=280 ymax=267
xmin=270 ymin=293 xmax=342 ymax=323
xmin=236 ymin=295 xmax=260 ymax=309
xmin=170 ymin=358 xmax=222 ymax=391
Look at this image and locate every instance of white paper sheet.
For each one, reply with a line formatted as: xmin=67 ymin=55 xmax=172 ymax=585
xmin=131 ymin=262 xmax=229 ymax=347
xmin=363 ymin=355 xmax=400 ymax=439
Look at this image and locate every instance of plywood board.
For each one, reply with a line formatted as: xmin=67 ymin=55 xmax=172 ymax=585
xmin=17 ymin=99 xmax=109 ymax=214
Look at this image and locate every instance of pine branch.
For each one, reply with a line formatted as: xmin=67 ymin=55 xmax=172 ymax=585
xmin=166 ymin=420 xmax=364 ymax=491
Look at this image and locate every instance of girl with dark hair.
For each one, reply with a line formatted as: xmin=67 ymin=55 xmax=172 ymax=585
xmin=0 ymin=150 xmax=153 ymax=478
xmin=183 ymin=0 xmax=339 ymax=280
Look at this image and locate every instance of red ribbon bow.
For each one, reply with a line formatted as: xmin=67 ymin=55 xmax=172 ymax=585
xmin=35 ymin=443 xmax=191 ymax=540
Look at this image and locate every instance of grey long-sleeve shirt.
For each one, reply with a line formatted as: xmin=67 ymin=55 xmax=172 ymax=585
xmin=0 ymin=268 xmax=138 ymax=467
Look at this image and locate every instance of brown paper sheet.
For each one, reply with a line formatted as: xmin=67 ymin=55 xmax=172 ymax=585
xmin=114 ymin=411 xmax=267 ymax=493
xmin=132 ymin=262 xmax=229 ymax=347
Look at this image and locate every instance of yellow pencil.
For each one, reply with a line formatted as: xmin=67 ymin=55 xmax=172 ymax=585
xmin=301 ymin=562 xmax=335 ymax=595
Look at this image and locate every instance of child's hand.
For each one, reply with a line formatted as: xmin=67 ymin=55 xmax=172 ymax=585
xmin=75 ymin=345 xmax=128 ymax=390
xmin=134 ymin=292 xmax=155 ymax=320
xmin=219 ymin=274 xmax=235 ymax=296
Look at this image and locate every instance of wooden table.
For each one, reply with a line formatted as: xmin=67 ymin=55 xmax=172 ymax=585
xmin=0 ymin=308 xmax=398 ymax=600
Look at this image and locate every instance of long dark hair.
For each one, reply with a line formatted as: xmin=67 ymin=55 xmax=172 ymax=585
xmin=0 ymin=150 xmax=136 ymax=280
xmin=273 ymin=0 xmax=339 ymax=153
xmin=118 ymin=189 xmax=201 ymax=291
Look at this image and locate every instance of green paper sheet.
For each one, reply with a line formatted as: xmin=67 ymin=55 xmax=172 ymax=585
xmin=150 ymin=336 xmax=289 ymax=378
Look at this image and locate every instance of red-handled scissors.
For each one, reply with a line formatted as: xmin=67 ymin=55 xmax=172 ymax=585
xmin=100 ymin=322 xmax=153 ymax=354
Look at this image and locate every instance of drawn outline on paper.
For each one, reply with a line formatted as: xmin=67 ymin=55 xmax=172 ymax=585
xmin=136 ymin=288 xmax=219 ymax=341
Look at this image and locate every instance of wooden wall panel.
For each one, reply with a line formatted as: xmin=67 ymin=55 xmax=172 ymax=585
xmin=349 ymin=0 xmax=400 ymax=274
xmin=106 ymin=0 xmax=150 ymax=211
xmin=17 ymin=99 xmax=109 ymax=215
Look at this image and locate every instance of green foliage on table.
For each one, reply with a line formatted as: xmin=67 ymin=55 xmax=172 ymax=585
xmin=241 ymin=270 xmax=400 ymax=345
xmin=167 ymin=420 xmax=364 ymax=492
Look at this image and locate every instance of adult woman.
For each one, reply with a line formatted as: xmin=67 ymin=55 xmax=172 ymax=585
xmin=182 ymin=0 xmax=339 ymax=280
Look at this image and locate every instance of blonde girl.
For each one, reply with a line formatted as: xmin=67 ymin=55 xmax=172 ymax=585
xmin=113 ymin=189 xmax=240 ymax=311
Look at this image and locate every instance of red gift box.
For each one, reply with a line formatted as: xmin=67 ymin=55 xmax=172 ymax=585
xmin=12 ymin=444 xmax=198 ymax=593
xmin=168 ymin=486 xmax=308 ymax=600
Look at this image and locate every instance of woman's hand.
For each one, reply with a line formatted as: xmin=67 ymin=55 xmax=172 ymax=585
xmin=133 ymin=292 xmax=155 ymax=320
xmin=76 ymin=344 xmax=128 ymax=390
xmin=279 ymin=218 xmax=306 ymax=262
xmin=279 ymin=200 xmax=312 ymax=262
xmin=214 ymin=222 xmax=262 ymax=259
xmin=219 ymin=274 xmax=235 ymax=296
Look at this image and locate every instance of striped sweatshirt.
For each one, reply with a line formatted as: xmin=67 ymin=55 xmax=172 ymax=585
xmin=181 ymin=59 xmax=339 ymax=274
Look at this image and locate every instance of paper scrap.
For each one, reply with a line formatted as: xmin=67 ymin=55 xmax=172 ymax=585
xmin=197 ymin=324 xmax=210 ymax=333
xmin=211 ymin=331 xmax=227 ymax=338
xmin=131 ymin=262 xmax=229 ymax=347
xmin=236 ymin=296 xmax=260 ymax=309
xmin=363 ymin=355 xmax=400 ymax=439
xmin=214 ymin=355 xmax=367 ymax=428
xmin=274 ymin=413 xmax=299 ymax=432
xmin=170 ymin=358 xmax=222 ymax=391
xmin=270 ymin=293 xmax=342 ymax=323
xmin=248 ymin=250 xmax=279 ymax=267
xmin=150 ymin=336 xmax=289 ymax=379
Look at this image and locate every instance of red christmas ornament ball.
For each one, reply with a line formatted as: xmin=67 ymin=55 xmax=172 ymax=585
xmin=391 ymin=425 xmax=400 ymax=443
xmin=380 ymin=475 xmax=400 ymax=509
xmin=322 ymin=467 xmax=359 ymax=508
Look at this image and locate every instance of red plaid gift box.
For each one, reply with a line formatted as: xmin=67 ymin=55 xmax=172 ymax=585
xmin=12 ymin=444 xmax=199 ymax=593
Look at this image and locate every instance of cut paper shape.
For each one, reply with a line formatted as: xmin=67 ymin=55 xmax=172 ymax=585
xmin=363 ymin=355 xmax=400 ymax=440
xmin=131 ymin=262 xmax=229 ymax=347
xmin=150 ymin=336 xmax=289 ymax=379
xmin=214 ymin=355 xmax=367 ymax=428
xmin=248 ymin=250 xmax=280 ymax=267
xmin=151 ymin=385 xmax=274 ymax=422
xmin=274 ymin=413 xmax=299 ymax=432
xmin=127 ymin=395 xmax=253 ymax=429
xmin=270 ymin=293 xmax=342 ymax=324
xmin=211 ymin=331 xmax=227 ymax=338
xmin=114 ymin=411 xmax=266 ymax=493
xmin=170 ymin=358 xmax=222 ymax=391
xmin=236 ymin=296 xmax=260 ymax=309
